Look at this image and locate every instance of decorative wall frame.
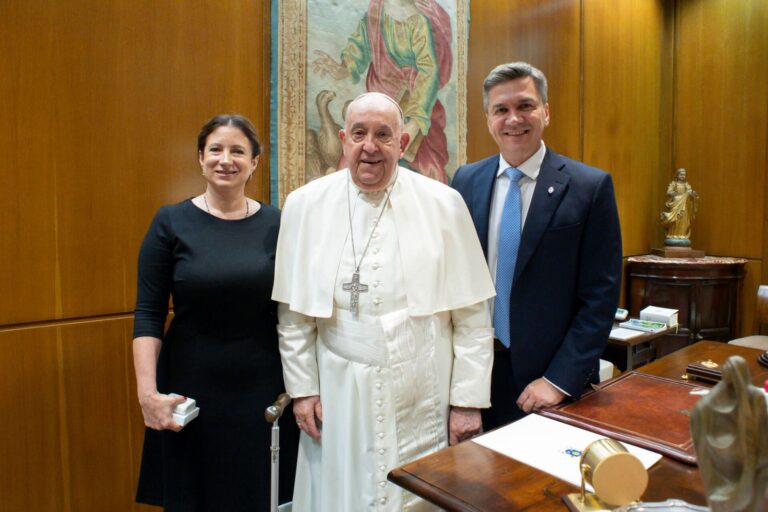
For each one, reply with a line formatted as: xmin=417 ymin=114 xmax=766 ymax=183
xmin=270 ymin=0 xmax=469 ymax=205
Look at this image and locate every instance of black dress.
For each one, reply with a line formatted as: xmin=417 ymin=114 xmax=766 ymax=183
xmin=133 ymin=199 xmax=298 ymax=511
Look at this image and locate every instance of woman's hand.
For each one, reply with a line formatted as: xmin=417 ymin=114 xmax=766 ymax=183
xmin=138 ymin=392 xmax=187 ymax=432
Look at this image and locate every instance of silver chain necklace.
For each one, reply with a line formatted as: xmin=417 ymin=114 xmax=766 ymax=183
xmin=342 ymin=170 xmax=397 ymax=313
xmin=203 ymin=194 xmax=249 ymax=219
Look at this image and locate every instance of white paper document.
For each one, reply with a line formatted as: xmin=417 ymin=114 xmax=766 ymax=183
xmin=609 ymin=327 xmax=645 ymax=340
xmin=473 ymin=414 xmax=663 ymax=489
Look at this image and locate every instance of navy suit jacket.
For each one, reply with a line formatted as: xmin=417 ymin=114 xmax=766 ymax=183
xmin=452 ymin=148 xmax=622 ymax=400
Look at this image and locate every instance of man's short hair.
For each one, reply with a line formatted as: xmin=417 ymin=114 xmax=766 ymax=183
xmin=482 ymin=62 xmax=548 ymax=111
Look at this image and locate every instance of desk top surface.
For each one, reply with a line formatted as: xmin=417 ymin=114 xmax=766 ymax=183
xmin=388 ymin=341 xmax=766 ymax=511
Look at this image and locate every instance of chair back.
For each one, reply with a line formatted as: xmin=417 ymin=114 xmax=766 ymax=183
xmin=754 ymin=285 xmax=768 ymax=335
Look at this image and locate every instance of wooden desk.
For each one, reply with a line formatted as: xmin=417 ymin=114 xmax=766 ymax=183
xmin=604 ymin=323 xmax=674 ymax=371
xmin=389 ymin=342 xmax=766 ymax=511
xmin=637 ymin=340 xmax=768 ymax=384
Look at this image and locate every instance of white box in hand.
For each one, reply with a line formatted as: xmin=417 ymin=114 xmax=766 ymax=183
xmin=169 ymin=393 xmax=200 ymax=426
xmin=640 ymin=306 xmax=678 ymax=327
xmin=173 ymin=407 xmax=200 ymax=426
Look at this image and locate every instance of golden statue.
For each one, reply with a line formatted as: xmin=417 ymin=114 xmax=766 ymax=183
xmin=690 ymin=356 xmax=768 ymax=511
xmin=660 ymin=168 xmax=699 ymax=245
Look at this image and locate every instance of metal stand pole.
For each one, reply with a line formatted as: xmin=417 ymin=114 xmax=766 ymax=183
xmin=270 ymin=418 xmax=281 ymax=512
xmin=265 ymin=393 xmax=291 ymax=512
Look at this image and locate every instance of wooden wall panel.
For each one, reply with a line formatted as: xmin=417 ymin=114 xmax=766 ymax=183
xmin=0 ymin=0 xmax=271 ymax=325
xmin=0 ymin=0 xmax=60 ymax=325
xmin=0 ymin=327 xmax=65 ymax=510
xmin=0 ymin=318 xmax=154 ymax=512
xmin=583 ymin=0 xmax=666 ymax=257
xmin=466 ymin=0 xmax=581 ymax=164
xmin=673 ymin=0 xmax=768 ymax=259
xmin=59 ymin=318 xmax=136 ymax=510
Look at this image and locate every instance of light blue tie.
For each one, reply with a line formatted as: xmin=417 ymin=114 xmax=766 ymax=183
xmin=494 ymin=167 xmax=524 ymax=348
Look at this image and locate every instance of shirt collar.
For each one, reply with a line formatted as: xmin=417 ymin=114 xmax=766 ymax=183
xmin=496 ymin=141 xmax=547 ymax=181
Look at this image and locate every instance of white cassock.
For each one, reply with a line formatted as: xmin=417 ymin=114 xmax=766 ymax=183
xmin=273 ymin=168 xmax=495 ymax=512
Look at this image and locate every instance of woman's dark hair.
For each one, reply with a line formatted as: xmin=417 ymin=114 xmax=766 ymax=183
xmin=197 ymin=114 xmax=261 ymax=157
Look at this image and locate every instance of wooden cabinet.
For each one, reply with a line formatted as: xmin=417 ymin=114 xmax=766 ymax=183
xmin=626 ymin=255 xmax=747 ymax=357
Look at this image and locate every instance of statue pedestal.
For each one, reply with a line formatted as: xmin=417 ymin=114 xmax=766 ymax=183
xmin=652 ymin=246 xmax=706 ymax=258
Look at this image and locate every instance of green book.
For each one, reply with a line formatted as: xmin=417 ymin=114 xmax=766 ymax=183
xmin=618 ymin=318 xmax=667 ymax=333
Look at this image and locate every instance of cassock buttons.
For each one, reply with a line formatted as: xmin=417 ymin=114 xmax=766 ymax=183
xmin=376 ymin=399 xmax=382 ymax=406
xmin=378 ymin=432 xmax=384 ymax=439
xmin=372 ymin=262 xmax=381 ymax=270
xmin=378 ymin=448 xmax=385 ymax=455
xmin=379 ymin=465 xmax=386 ymax=472
xmin=376 ymin=415 xmax=384 ymax=422
xmin=375 ymin=382 xmax=382 ymax=389
xmin=379 ymin=482 xmax=386 ymax=488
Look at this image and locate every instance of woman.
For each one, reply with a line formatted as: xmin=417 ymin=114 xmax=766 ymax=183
xmin=132 ymin=114 xmax=297 ymax=510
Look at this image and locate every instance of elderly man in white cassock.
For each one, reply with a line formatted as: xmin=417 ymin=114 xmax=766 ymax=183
xmin=272 ymin=92 xmax=495 ymax=511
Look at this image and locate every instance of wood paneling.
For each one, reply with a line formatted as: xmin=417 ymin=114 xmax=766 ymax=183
xmin=0 ymin=0 xmax=271 ymax=325
xmin=0 ymin=318 xmax=153 ymax=512
xmin=583 ymin=0 xmax=666 ymax=257
xmin=466 ymin=0 xmax=581 ymax=164
xmin=672 ymin=0 xmax=768 ymax=334
xmin=0 ymin=327 xmax=65 ymax=511
xmin=0 ymin=1 xmax=271 ymax=510
xmin=59 ymin=318 xmax=136 ymax=510
xmin=0 ymin=0 xmax=60 ymax=325
xmin=673 ymin=0 xmax=768 ymax=259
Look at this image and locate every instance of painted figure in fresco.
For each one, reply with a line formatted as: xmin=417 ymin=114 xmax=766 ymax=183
xmin=312 ymin=0 xmax=453 ymax=183
xmin=660 ymin=168 xmax=699 ymax=245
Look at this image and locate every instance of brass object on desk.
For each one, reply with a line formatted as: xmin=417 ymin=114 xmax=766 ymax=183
xmin=563 ymin=438 xmax=648 ymax=511
xmin=691 ymin=355 xmax=768 ymax=511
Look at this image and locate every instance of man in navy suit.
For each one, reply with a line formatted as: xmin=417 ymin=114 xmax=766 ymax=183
xmin=452 ymin=62 xmax=622 ymax=429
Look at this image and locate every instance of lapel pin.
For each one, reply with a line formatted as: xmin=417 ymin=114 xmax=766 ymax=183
xmin=548 ymin=186 xmax=554 ymax=195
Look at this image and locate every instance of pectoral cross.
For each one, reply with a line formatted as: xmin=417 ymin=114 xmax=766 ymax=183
xmin=342 ymin=271 xmax=368 ymax=313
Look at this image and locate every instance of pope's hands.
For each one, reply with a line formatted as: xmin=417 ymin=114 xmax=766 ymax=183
xmin=294 ymin=395 xmax=323 ymax=440
xmin=449 ymin=406 xmax=482 ymax=445
xmin=516 ymin=378 xmax=565 ymax=413
xmin=138 ymin=392 xmax=187 ymax=432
